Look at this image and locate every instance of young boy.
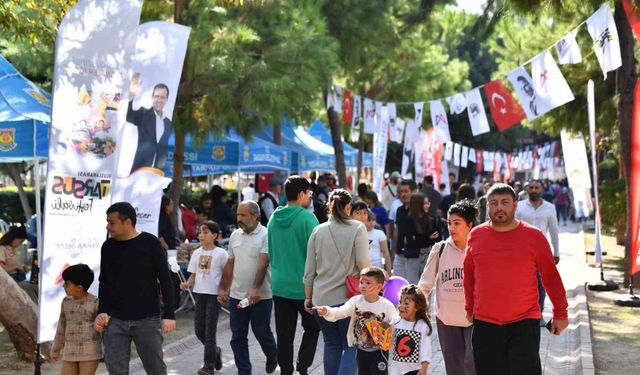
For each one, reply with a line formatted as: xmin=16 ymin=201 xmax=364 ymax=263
xmin=50 ymin=264 xmax=102 ymax=375
xmin=315 ymin=266 xmax=397 ymax=375
xmin=352 ymin=203 xmax=392 ymax=275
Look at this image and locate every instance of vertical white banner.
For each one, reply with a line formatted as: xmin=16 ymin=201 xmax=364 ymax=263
xmin=113 ymin=22 xmax=191 ymax=235
xmin=453 ymin=143 xmax=461 ymax=167
xmin=414 ymin=129 xmax=426 ymax=181
xmin=401 ymin=119 xmax=418 ymax=179
xmin=461 ymin=146 xmax=469 ymax=168
xmin=40 ymin=0 xmax=143 ymax=342
xmin=373 ymin=106 xmax=389 ymax=195
xmin=351 ymin=94 xmax=362 ymax=140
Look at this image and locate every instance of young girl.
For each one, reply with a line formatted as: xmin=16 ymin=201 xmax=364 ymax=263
xmin=388 ymin=285 xmax=432 ymax=375
xmin=365 ymin=210 xmax=392 ymax=275
xmin=180 ymin=221 xmax=228 ymax=375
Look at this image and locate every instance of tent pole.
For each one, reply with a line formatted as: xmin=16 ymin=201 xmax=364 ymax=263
xmin=32 ymin=119 xmax=44 ymax=373
xmin=237 ymin=165 xmax=241 ymax=203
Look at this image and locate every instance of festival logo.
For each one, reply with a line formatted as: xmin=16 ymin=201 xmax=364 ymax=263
xmin=212 ymin=146 xmax=226 ymax=161
xmin=0 ymin=129 xmax=17 ymax=152
xmin=24 ymin=87 xmax=51 ymax=106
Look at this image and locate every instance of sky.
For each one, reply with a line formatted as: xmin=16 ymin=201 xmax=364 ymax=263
xmin=455 ymin=0 xmax=487 ymax=15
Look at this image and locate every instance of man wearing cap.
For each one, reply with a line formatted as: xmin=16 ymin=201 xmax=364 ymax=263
xmin=258 ymin=176 xmax=282 ymax=227
xmin=381 ymin=171 xmax=401 ymax=212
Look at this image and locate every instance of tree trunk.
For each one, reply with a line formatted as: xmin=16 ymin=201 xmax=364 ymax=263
xmin=6 ymin=163 xmax=33 ymax=220
xmin=0 ymin=270 xmax=40 ymax=360
xmin=327 ymin=108 xmax=347 ymax=188
xmin=356 ymin=125 xmax=365 ymax=190
xmin=614 ymin=0 xmax=640 ymax=288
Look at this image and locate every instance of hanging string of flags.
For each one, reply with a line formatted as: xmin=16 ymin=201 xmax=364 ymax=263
xmin=326 ymin=4 xmax=621 ymax=143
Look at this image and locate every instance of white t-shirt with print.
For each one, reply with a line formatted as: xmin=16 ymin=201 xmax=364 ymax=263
xmin=367 ymin=229 xmax=387 ymax=268
xmin=388 ymin=318 xmax=432 ymax=375
xmin=187 ymin=247 xmax=228 ymax=295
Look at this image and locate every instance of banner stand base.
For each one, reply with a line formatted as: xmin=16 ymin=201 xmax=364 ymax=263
xmin=33 ymin=343 xmax=42 ymax=375
xmin=614 ymin=294 xmax=640 ymax=307
xmin=587 ymin=279 xmax=619 ymax=292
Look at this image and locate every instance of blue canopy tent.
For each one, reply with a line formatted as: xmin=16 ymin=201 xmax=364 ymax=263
xmin=164 ymin=129 xmax=292 ymax=178
xmin=306 ymin=119 xmax=373 ymax=168
xmin=0 ymin=54 xmax=51 ymax=275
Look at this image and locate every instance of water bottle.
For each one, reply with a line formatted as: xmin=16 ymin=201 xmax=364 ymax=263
xmin=236 ymin=298 xmax=250 ymax=309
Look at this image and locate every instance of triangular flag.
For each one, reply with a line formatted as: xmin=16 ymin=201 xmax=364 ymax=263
xmin=430 ymin=99 xmax=451 ymax=142
xmin=461 ymin=146 xmax=469 ymax=168
xmin=446 ymin=93 xmax=467 ymax=114
xmin=334 ymin=85 xmax=343 ymax=113
xmin=444 ymin=142 xmax=453 ymax=161
xmin=364 ymin=98 xmax=375 ymax=134
xmin=587 ymin=4 xmax=622 ymax=78
xmin=342 ymin=89 xmax=353 ymax=124
xmin=531 ymin=50 xmax=575 ymax=116
xmin=468 ymin=147 xmax=476 ymax=163
xmin=555 ymin=29 xmax=582 ymax=65
xmin=508 ymin=66 xmax=540 ymax=121
xmin=484 ymin=80 xmax=525 ymax=131
xmin=391 ymin=117 xmax=405 ymax=144
xmin=453 ymin=143 xmax=461 ymax=167
xmin=465 ymin=88 xmax=490 ymax=136
xmin=414 ymin=102 xmax=424 ymax=127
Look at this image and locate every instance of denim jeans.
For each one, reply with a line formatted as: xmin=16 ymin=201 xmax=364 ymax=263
xmin=194 ymin=293 xmax=221 ymax=369
xmin=229 ymin=298 xmax=277 ymax=375
xmin=273 ymin=296 xmax=320 ymax=374
xmin=314 ymin=308 xmax=357 ymax=375
xmin=103 ymin=315 xmax=166 ymax=375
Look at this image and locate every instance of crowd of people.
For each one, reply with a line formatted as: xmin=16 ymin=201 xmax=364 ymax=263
xmin=44 ymin=171 xmax=578 ymax=375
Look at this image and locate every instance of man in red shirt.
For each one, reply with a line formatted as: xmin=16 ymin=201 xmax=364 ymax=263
xmin=463 ymin=183 xmax=568 ymax=375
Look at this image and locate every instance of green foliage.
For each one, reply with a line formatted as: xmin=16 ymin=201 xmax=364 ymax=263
xmin=0 ymin=188 xmax=41 ymax=223
xmin=599 ymin=178 xmax=626 ymax=232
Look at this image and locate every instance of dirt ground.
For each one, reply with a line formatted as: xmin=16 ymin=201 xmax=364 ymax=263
xmin=0 ymin=309 xmax=198 ymax=375
xmin=584 ymin=232 xmax=640 ymax=375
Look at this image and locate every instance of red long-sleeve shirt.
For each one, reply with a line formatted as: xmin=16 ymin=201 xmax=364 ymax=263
xmin=463 ymin=221 xmax=568 ymax=325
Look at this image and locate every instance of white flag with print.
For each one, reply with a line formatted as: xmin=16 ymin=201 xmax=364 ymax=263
xmin=468 ymin=147 xmax=476 ymax=163
xmin=333 ymin=85 xmax=343 ymax=113
xmin=586 ymin=4 xmax=622 ymax=78
xmin=430 ymin=99 xmax=451 ymax=142
xmin=401 ymin=119 xmax=419 ymax=179
xmin=364 ymin=98 xmax=375 ymax=134
xmin=555 ymin=29 xmax=582 ymax=65
xmin=446 ymin=93 xmax=467 ymax=114
xmin=483 ymin=151 xmax=493 ymax=172
xmin=351 ymin=95 xmax=362 ymax=130
xmin=391 ymin=117 xmax=405 ymax=143
xmin=508 ymin=66 xmax=539 ymax=121
xmin=461 ymin=146 xmax=469 ymax=168
xmin=531 ymin=50 xmax=574 ymax=116
xmin=414 ymin=102 xmax=425 ymax=127
xmin=374 ymin=101 xmax=384 ymax=132
xmin=444 ymin=142 xmax=453 ymax=161
xmin=465 ymin=88 xmax=490 ymax=136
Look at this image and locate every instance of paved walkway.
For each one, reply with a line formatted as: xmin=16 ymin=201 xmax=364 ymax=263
xmin=102 ymin=222 xmax=596 ymax=375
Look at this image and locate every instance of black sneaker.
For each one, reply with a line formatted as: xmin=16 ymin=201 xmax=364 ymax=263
xmin=266 ymin=357 xmax=278 ymax=374
xmin=215 ymin=346 xmax=222 ymax=370
xmin=197 ymin=365 xmax=213 ymax=375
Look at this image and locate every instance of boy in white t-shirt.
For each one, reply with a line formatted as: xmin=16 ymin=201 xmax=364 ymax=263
xmin=180 ymin=221 xmax=228 ymax=375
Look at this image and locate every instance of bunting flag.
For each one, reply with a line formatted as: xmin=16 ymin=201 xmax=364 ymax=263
xmin=468 ymin=147 xmax=476 ymax=164
xmin=342 ymin=89 xmax=353 ymax=124
xmin=375 ymin=101 xmax=384 ymax=132
xmin=364 ymin=98 xmax=375 ymax=134
xmin=475 ymin=150 xmax=483 ymax=173
xmin=414 ymin=102 xmax=425 ymax=127
xmin=483 ymin=151 xmax=493 ymax=172
xmin=453 ymin=142 xmax=461 ymax=167
xmin=555 ymin=29 xmax=583 ymax=65
xmin=444 ymin=142 xmax=453 ymax=161
xmin=391 ymin=117 xmax=405 ymax=143
xmin=508 ymin=66 xmax=540 ymax=121
xmin=351 ymin=95 xmax=362 ymax=140
xmin=333 ymin=85 xmax=343 ymax=113
xmin=430 ymin=99 xmax=451 ymax=142
xmin=387 ymin=103 xmax=397 ymax=137
xmin=531 ymin=50 xmax=575 ymax=116
xmin=461 ymin=145 xmax=469 ymax=168
xmin=484 ymin=80 xmax=525 ymax=131
xmin=446 ymin=93 xmax=467 ymax=114
xmin=401 ymin=119 xmax=419 ymax=178
xmin=373 ymin=105 xmax=389 ymax=195
xmin=465 ymin=88 xmax=490 ymax=136
xmin=587 ymin=4 xmax=622 ymax=79
xmin=415 ymin=129 xmax=426 ymax=181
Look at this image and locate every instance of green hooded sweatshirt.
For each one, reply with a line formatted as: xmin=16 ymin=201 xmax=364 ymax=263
xmin=267 ymin=204 xmax=319 ymax=299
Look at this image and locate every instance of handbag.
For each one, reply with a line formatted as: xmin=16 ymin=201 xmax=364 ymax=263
xmin=328 ymin=225 xmax=360 ymax=298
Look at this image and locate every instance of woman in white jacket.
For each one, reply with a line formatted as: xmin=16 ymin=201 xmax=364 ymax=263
xmin=418 ymin=200 xmax=477 ymax=375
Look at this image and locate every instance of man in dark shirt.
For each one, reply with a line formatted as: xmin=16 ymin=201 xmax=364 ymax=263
xmin=393 ymin=179 xmax=417 ymax=281
xmin=95 ymin=202 xmax=175 ymax=375
xmin=420 ymin=175 xmax=442 ymax=217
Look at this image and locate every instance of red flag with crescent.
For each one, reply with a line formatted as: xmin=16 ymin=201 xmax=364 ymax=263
xmin=342 ymin=89 xmax=353 ymax=125
xmin=484 ymin=80 xmax=525 ymax=131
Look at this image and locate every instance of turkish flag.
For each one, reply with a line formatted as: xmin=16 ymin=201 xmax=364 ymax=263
xmin=484 ymin=80 xmax=525 ymax=131
xmin=342 ymin=89 xmax=353 ymax=125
